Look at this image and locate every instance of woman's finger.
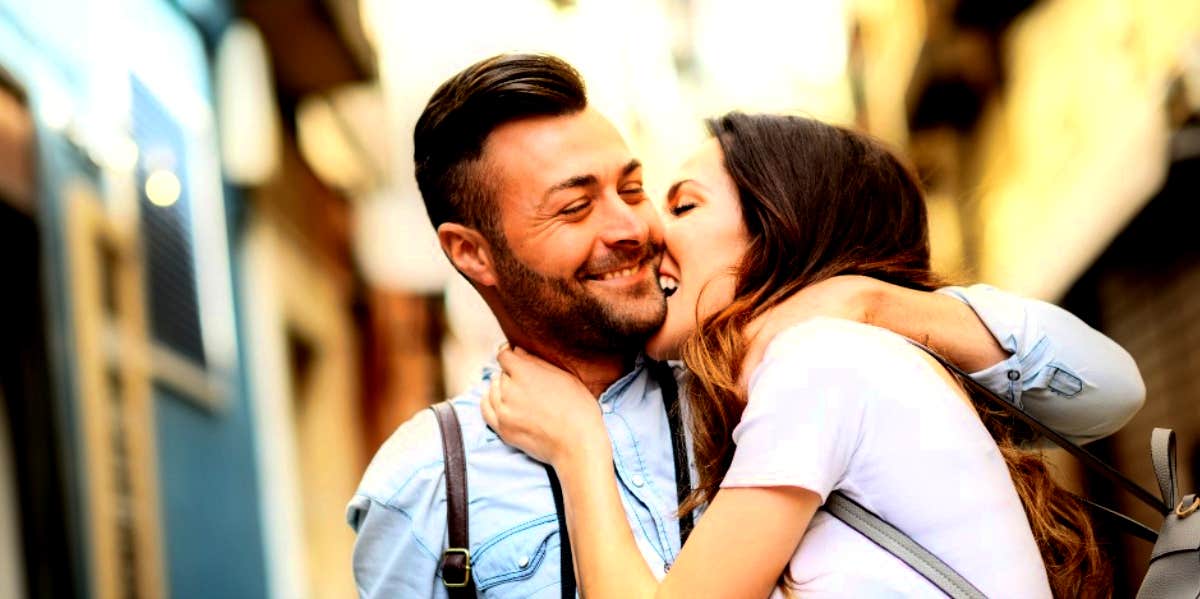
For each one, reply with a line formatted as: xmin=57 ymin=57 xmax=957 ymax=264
xmin=481 ymin=385 xmax=498 ymax=430
xmin=496 ymin=346 xmax=520 ymax=375
xmin=512 ymin=345 xmax=555 ymax=371
xmin=480 ymin=393 xmax=494 ymax=432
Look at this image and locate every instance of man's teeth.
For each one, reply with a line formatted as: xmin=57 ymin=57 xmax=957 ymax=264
xmin=658 ymin=275 xmax=678 ymax=297
xmin=600 ymin=266 xmax=638 ymax=281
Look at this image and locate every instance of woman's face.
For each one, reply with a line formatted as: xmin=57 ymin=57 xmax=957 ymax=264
xmin=646 ymin=139 xmax=750 ymax=360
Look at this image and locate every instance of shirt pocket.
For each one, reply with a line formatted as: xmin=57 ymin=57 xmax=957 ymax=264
xmin=474 ymin=517 xmax=565 ymax=598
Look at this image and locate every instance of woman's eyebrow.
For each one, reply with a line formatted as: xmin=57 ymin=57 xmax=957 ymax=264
xmin=667 ymin=179 xmax=710 ymax=202
xmin=666 ymin=179 xmax=693 ymax=201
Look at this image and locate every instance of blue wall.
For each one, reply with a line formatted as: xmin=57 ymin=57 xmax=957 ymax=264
xmin=0 ymin=1 xmax=269 ymax=596
xmin=155 ymin=384 xmax=267 ymax=599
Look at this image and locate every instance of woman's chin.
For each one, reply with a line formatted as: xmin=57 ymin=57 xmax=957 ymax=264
xmin=645 ymin=330 xmax=682 ymax=361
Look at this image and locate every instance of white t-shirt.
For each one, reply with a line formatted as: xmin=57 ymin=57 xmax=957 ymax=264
xmin=722 ymin=318 xmax=1051 ymax=598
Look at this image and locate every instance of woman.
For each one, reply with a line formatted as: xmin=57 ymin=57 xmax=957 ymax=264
xmin=481 ymin=113 xmax=1106 ymax=597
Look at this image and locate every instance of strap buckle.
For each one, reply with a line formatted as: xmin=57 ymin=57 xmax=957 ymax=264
xmin=1176 ymin=496 xmax=1199 ymax=519
xmin=441 ymin=548 xmax=472 ymax=588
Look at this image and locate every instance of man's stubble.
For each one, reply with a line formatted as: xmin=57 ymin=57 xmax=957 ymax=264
xmin=490 ymin=238 xmax=667 ymax=357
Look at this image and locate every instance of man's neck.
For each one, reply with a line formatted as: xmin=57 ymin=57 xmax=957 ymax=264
xmin=554 ymin=352 xmax=634 ymax=398
xmin=504 ymin=332 xmax=636 ymax=398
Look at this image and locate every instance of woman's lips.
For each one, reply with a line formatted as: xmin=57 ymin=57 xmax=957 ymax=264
xmin=658 ymin=273 xmax=678 ymax=297
xmin=657 ymin=254 xmax=680 ymax=297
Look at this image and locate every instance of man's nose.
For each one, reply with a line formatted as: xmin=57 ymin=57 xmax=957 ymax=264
xmin=597 ymin=194 xmax=651 ymax=248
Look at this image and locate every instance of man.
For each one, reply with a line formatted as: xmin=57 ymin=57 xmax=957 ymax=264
xmin=346 ymin=54 xmax=1144 ymax=597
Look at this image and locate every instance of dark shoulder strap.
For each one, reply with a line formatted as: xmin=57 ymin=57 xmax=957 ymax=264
xmin=907 ymin=341 xmax=1170 ymax=515
xmin=651 ymin=360 xmax=695 ymax=544
xmin=430 ymin=402 xmax=476 ymax=598
xmin=544 ymin=465 xmax=576 ymax=598
xmin=549 ymin=363 xmax=694 ymax=598
xmin=823 ymin=342 xmax=1171 ymax=595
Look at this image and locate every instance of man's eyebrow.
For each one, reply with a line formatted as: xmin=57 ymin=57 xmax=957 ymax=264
xmin=543 ymin=174 xmax=599 ymax=202
xmin=540 ymin=159 xmax=642 ymax=205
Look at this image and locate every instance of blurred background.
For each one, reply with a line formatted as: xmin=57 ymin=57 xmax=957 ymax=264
xmin=0 ymin=0 xmax=1197 ymax=597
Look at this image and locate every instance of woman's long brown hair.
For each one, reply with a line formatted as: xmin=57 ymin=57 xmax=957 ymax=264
xmin=678 ymin=112 xmax=1109 ymax=597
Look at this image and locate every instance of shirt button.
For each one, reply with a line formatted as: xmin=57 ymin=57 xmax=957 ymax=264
xmin=664 ymin=562 xmax=672 ymax=573
xmin=1007 ymin=369 xmax=1020 ymax=381
xmin=518 ymin=555 xmax=530 ymax=569
xmin=601 ymin=403 xmax=613 ymax=414
xmin=631 ymin=474 xmax=645 ymax=487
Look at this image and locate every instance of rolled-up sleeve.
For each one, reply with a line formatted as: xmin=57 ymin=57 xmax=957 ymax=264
xmin=938 ymin=285 xmax=1146 ymax=444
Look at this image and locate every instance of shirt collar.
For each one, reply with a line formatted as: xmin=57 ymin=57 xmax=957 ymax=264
xmin=480 ymin=354 xmax=651 ymax=409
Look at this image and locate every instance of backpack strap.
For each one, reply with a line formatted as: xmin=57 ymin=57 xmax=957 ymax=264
xmin=1152 ymin=428 xmax=1178 ymax=509
xmin=824 ymin=492 xmax=987 ymax=599
xmin=822 ymin=341 xmax=1172 ymax=595
xmin=907 ymin=340 xmax=1169 ymax=515
xmin=431 ymin=402 xmax=475 ymax=598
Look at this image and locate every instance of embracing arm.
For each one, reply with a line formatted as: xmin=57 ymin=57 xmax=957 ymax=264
xmin=751 ymin=277 xmax=1145 ymax=443
xmin=931 ymin=284 xmax=1144 ymax=443
xmin=556 ymin=441 xmax=815 ymax=599
xmin=482 ymin=347 xmax=814 ymax=599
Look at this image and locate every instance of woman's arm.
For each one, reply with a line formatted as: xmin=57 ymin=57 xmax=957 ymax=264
xmin=557 ymin=442 xmax=816 ymax=599
xmin=934 ymin=285 xmax=1144 ymax=443
xmin=741 ymin=275 xmax=1007 ymax=387
xmin=745 ymin=276 xmax=1145 ymax=442
xmin=483 ymin=347 xmax=817 ymax=599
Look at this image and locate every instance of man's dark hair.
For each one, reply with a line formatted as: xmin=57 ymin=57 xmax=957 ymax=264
xmin=414 ymin=53 xmax=587 ymax=242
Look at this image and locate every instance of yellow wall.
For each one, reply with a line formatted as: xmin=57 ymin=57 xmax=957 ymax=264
xmin=974 ymin=0 xmax=1200 ymax=299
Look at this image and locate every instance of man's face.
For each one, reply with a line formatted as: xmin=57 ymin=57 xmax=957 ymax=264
xmin=482 ymin=107 xmax=667 ymax=353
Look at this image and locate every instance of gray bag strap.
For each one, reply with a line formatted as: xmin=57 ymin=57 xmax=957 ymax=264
xmin=1135 ymin=428 xmax=1200 ymax=599
xmin=824 ymin=491 xmax=987 ymax=599
xmin=1151 ymin=428 xmax=1178 ymax=508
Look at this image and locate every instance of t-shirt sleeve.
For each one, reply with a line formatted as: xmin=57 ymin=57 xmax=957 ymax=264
xmin=721 ymin=320 xmax=874 ymax=501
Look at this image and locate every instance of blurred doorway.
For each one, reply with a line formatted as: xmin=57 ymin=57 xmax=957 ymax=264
xmin=240 ymin=214 xmax=363 ymax=599
xmin=0 ymin=71 xmax=78 ymax=598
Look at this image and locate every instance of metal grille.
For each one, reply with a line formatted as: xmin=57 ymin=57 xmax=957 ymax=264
xmin=130 ymin=77 xmax=206 ymax=366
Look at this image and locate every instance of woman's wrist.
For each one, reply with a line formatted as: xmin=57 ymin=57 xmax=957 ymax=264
xmin=553 ymin=425 xmax=612 ymax=471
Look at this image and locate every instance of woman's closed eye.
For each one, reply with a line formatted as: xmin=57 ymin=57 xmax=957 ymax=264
xmin=670 ymin=201 xmax=696 ymax=217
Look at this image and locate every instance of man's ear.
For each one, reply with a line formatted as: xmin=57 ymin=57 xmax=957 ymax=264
xmin=438 ymin=223 xmax=499 ymax=287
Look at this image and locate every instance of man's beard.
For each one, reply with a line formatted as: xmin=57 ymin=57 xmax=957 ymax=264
xmin=491 ymin=241 xmax=667 ymax=356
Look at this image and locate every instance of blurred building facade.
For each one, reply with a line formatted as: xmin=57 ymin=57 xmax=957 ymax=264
xmin=0 ymin=0 xmax=411 ymax=597
xmin=0 ymin=0 xmax=1197 ymax=598
xmin=859 ymin=2 xmax=1199 ymax=594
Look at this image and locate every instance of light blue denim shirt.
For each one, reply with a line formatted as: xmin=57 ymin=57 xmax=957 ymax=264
xmin=348 ymin=355 xmax=683 ymax=598
xmin=347 ymin=285 xmax=1145 ymax=598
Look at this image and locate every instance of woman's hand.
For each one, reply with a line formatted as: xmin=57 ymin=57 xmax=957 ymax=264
xmin=481 ymin=346 xmax=611 ymax=467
